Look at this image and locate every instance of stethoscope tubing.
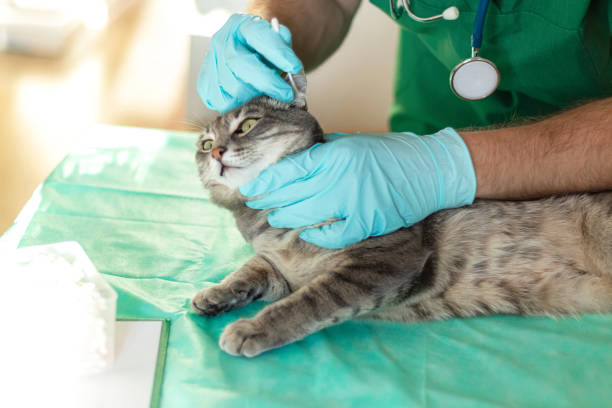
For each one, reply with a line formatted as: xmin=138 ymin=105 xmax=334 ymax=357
xmin=400 ymin=0 xmax=442 ymax=22
xmin=472 ymin=0 xmax=491 ymax=50
xmin=390 ymin=0 xmax=491 ymax=44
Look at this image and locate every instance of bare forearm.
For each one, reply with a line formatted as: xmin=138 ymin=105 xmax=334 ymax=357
xmin=460 ymin=97 xmax=612 ymax=199
xmin=247 ymin=0 xmax=361 ymax=71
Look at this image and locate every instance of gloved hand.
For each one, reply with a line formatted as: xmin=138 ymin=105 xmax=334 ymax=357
xmin=197 ymin=14 xmax=303 ymax=113
xmin=239 ymin=128 xmax=477 ymax=249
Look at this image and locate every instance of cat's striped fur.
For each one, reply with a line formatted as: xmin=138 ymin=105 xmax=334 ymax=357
xmin=192 ymin=73 xmax=612 ymax=357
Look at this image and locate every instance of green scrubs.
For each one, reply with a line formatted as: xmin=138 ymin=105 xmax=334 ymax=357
xmin=370 ymin=0 xmax=612 ymax=134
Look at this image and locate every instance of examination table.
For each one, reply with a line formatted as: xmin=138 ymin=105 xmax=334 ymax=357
xmin=3 ymin=125 xmax=611 ymax=407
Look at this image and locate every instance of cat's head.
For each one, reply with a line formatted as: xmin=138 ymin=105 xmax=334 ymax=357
xmin=196 ymin=72 xmax=323 ymax=207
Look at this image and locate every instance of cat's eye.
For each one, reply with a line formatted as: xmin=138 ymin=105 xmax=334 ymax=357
xmin=201 ymin=139 xmax=214 ymax=152
xmin=236 ymin=118 xmax=258 ymax=136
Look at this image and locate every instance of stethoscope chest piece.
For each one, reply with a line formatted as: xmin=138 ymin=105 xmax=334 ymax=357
xmin=449 ymin=0 xmax=498 ymax=100
xmin=392 ymin=0 xmax=499 ymax=101
xmin=450 ymin=54 xmax=499 ymax=100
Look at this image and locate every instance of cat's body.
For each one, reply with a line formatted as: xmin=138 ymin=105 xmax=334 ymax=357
xmin=236 ymin=193 xmax=612 ymax=320
xmin=192 ymin=74 xmax=612 ymax=357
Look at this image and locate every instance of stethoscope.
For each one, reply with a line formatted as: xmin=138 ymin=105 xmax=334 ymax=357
xmin=390 ymin=0 xmax=499 ymax=101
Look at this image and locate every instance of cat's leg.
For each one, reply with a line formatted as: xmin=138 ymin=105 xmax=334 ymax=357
xmin=218 ymin=270 xmax=399 ymax=357
xmin=192 ymin=255 xmax=290 ymax=316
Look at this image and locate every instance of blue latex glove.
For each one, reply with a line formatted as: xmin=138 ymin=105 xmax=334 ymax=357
xmin=240 ymin=128 xmax=477 ymax=249
xmin=197 ymin=14 xmax=303 ymax=113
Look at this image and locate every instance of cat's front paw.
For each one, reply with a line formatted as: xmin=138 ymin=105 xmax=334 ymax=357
xmin=191 ymin=286 xmax=241 ymax=316
xmin=220 ymin=318 xmax=278 ymax=358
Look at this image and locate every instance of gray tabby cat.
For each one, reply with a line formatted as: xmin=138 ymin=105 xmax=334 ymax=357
xmin=192 ymin=72 xmax=612 ymax=358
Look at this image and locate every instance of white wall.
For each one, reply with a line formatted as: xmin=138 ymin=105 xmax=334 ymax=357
xmin=308 ymin=2 xmax=398 ymax=133
xmin=187 ymin=1 xmax=398 ymax=133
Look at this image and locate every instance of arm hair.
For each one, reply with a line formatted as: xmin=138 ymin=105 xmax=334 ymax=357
xmin=460 ymin=97 xmax=612 ymax=199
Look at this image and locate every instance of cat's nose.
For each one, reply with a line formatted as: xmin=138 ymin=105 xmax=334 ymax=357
xmin=211 ymin=146 xmax=226 ymax=161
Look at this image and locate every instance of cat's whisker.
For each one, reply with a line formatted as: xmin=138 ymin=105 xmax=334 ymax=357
xmin=179 ymin=115 xmax=224 ymax=132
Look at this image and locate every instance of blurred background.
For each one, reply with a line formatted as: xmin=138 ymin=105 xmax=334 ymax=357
xmin=0 ymin=0 xmax=397 ymax=234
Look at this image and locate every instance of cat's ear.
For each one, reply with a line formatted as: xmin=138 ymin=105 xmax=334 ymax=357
xmin=286 ymin=70 xmax=307 ymax=110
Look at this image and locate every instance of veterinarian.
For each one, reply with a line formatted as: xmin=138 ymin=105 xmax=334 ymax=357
xmin=197 ymin=0 xmax=612 ymax=249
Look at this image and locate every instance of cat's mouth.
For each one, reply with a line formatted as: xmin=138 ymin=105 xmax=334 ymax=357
xmin=220 ymin=164 xmax=242 ymax=177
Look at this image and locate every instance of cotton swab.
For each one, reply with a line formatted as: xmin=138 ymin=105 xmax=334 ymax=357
xmin=270 ymin=17 xmax=299 ymax=97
